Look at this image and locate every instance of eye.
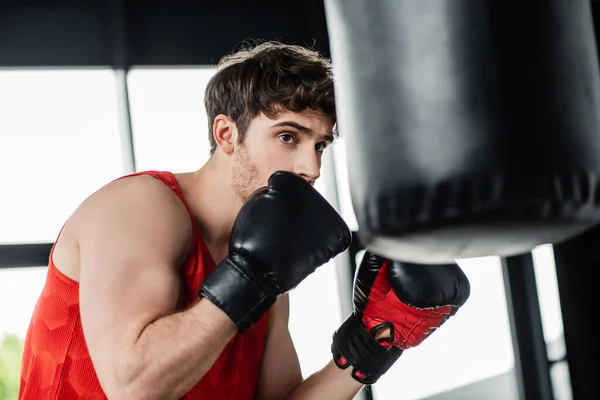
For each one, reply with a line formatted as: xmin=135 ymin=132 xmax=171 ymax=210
xmin=316 ymin=141 xmax=329 ymax=152
xmin=278 ymin=133 xmax=296 ymax=145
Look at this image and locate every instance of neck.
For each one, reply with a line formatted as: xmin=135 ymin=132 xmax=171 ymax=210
xmin=178 ymin=155 xmax=242 ymax=262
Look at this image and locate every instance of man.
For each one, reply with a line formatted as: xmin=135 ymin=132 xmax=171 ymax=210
xmin=19 ymin=41 xmax=470 ymax=400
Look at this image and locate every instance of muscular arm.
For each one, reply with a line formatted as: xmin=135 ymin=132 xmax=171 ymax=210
xmin=74 ymin=176 xmax=237 ymax=400
xmin=255 ymin=294 xmax=302 ymax=400
xmin=255 ymin=295 xmax=363 ymax=400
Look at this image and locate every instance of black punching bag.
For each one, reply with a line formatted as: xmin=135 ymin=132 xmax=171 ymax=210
xmin=324 ymin=0 xmax=600 ymax=263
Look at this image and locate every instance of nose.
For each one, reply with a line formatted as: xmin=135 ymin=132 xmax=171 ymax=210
xmin=295 ymin=150 xmax=321 ymax=185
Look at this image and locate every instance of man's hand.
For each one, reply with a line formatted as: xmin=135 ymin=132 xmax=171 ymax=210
xmin=331 ymin=250 xmax=471 ymax=384
xmin=199 ymin=170 xmax=352 ymax=332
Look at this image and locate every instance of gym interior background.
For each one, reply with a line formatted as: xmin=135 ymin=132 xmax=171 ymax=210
xmin=0 ymin=1 xmax=597 ymax=399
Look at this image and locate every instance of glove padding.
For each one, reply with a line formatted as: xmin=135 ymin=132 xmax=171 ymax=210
xmin=200 ymin=171 xmax=351 ymax=332
xmin=332 ymin=251 xmax=471 ymax=384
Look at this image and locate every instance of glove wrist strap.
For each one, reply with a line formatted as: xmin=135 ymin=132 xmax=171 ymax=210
xmin=199 ymin=256 xmax=277 ymax=333
xmin=332 ymin=314 xmax=403 ymax=384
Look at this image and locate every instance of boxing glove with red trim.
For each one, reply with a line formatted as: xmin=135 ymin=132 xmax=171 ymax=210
xmin=332 ymin=251 xmax=471 ymax=384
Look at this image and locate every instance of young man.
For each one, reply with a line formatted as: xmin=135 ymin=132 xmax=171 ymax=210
xmin=19 ymin=41 xmax=470 ymax=400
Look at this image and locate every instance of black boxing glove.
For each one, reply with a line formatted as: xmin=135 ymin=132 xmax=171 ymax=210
xmin=332 ymin=251 xmax=471 ymax=384
xmin=199 ymin=171 xmax=351 ymax=332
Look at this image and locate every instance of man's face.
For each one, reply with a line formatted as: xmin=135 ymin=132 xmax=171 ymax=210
xmin=229 ymin=108 xmax=334 ymax=202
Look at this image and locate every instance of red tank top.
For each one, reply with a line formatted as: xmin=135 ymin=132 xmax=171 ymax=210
xmin=18 ymin=170 xmax=269 ymax=400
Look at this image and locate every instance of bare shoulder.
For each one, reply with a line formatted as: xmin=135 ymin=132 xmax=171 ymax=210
xmin=77 ymin=174 xmax=192 ymax=253
xmin=76 ymin=174 xmax=186 ymax=216
xmin=54 ymin=174 xmax=193 ymax=281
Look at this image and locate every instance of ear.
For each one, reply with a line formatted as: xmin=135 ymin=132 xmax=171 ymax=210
xmin=212 ymin=114 xmax=236 ymax=155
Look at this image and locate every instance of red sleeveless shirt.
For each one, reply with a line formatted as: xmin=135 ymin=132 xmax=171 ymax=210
xmin=19 ymin=170 xmax=269 ymax=399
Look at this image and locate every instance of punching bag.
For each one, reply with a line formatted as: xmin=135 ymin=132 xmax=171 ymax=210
xmin=324 ymin=0 xmax=600 ymax=263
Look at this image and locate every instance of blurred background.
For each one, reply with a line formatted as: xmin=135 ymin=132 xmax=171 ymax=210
xmin=1 ymin=1 xmax=596 ymax=399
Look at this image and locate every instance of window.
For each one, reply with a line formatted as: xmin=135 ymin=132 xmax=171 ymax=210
xmin=288 ymin=259 xmax=344 ymax=377
xmin=0 ymin=265 xmax=48 ymax=399
xmin=0 ymin=68 xmax=123 ymax=397
xmin=330 ymin=137 xmax=358 ymax=231
xmin=0 ymin=69 xmax=124 ymax=244
xmin=532 ymin=244 xmax=565 ymax=347
xmin=127 ymin=68 xmax=216 ymax=172
xmin=0 ymin=267 xmax=48 ymax=342
xmin=532 ymin=244 xmax=570 ymax=398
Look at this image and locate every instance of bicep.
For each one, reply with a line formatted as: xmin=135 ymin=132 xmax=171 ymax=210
xmin=256 ymin=294 xmax=303 ymax=400
xmin=75 ymin=177 xmax=192 ymax=384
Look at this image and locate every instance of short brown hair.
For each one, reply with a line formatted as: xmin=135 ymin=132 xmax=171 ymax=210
xmin=204 ymin=40 xmax=337 ymax=155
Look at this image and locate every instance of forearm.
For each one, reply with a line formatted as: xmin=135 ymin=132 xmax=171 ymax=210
xmin=284 ymin=360 xmax=363 ymax=400
xmin=115 ymin=298 xmax=237 ymax=399
xmin=283 ymin=318 xmax=391 ymax=400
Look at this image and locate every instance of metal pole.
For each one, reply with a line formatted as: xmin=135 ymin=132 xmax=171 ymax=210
xmin=111 ymin=0 xmax=136 ymax=174
xmin=501 ymin=253 xmax=555 ymax=400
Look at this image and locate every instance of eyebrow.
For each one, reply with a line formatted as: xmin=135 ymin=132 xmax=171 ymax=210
xmin=271 ymin=121 xmax=335 ymax=142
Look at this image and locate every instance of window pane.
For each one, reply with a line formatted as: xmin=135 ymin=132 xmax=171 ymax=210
xmin=288 ymin=259 xmax=344 ymax=377
xmin=127 ymin=68 xmax=216 ymax=172
xmin=532 ymin=244 xmax=565 ymax=344
xmin=532 ymin=244 xmax=570 ymax=397
xmin=0 ymin=267 xmax=47 ymax=341
xmin=0 ymin=70 xmax=123 ymax=244
xmin=0 ymin=267 xmax=47 ymax=399
xmin=331 ymin=137 xmax=358 ymax=231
